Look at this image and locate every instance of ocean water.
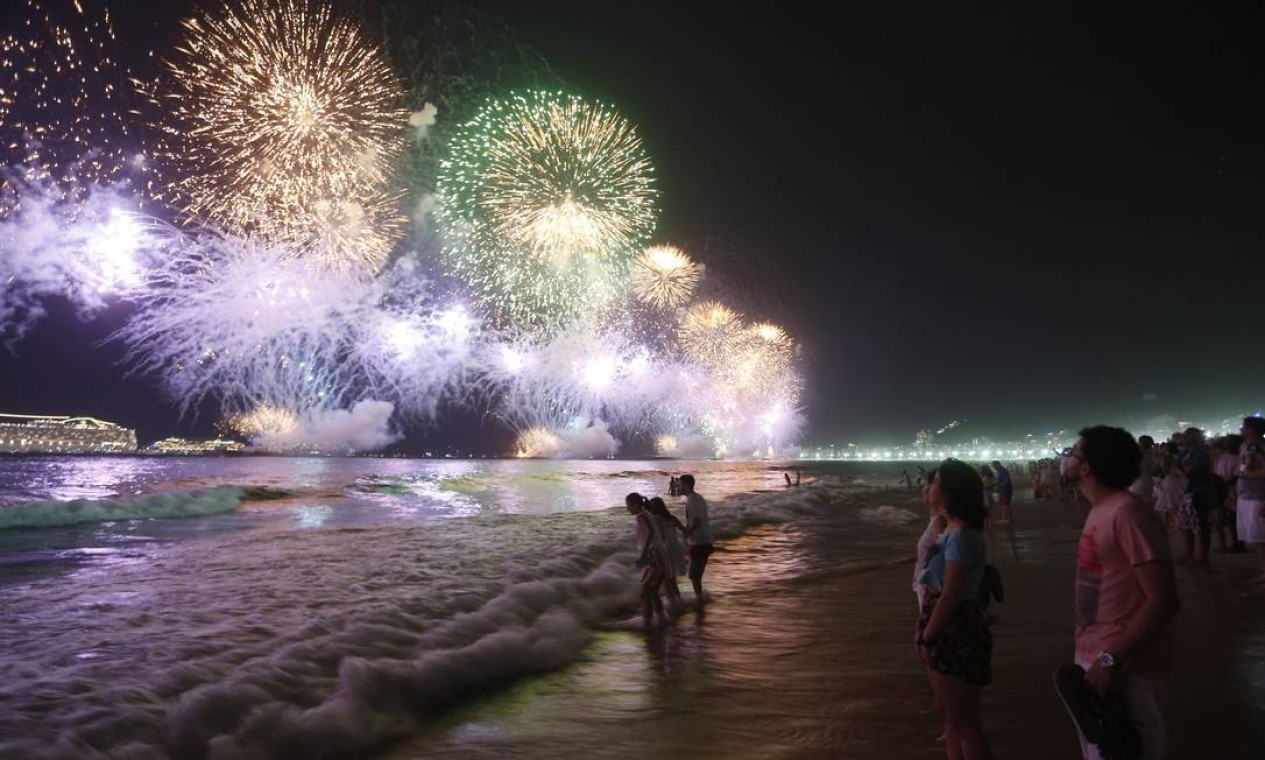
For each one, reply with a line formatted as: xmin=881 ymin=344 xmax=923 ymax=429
xmin=0 ymin=456 xmax=922 ymax=759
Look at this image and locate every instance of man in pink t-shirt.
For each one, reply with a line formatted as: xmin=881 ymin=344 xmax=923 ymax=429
xmin=1066 ymin=425 xmax=1180 ymax=760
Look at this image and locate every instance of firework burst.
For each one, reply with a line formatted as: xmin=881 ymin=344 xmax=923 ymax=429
xmin=152 ymin=0 xmax=408 ymax=273
xmin=678 ymin=300 xmax=743 ymax=367
xmin=630 ymin=244 xmax=700 ymax=308
xmin=436 ymin=90 xmax=657 ymax=335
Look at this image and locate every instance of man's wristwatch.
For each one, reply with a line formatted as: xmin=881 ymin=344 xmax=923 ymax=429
xmin=1096 ymin=650 xmax=1118 ymax=669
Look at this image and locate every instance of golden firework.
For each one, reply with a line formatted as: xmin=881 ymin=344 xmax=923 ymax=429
xmin=154 ymin=0 xmax=408 ymax=274
xmin=514 ymin=427 xmax=562 ymax=458
xmin=222 ymin=404 xmax=300 ymax=438
xmin=678 ymin=301 xmax=743 ymax=367
xmin=631 ymin=244 xmax=700 ymax=308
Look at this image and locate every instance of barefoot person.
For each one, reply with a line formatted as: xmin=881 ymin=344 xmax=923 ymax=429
xmin=1065 ymin=426 xmax=1179 ymax=760
xmin=626 ymin=492 xmax=668 ymax=629
xmin=916 ymin=459 xmax=994 ymax=759
xmin=679 ymin=474 xmax=714 ymax=610
xmin=1238 ymin=416 xmax=1265 ymax=584
xmin=644 ymin=496 xmax=687 ymax=603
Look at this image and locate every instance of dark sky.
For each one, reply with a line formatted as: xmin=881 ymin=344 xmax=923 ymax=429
xmin=2 ymin=1 xmax=1263 ymax=448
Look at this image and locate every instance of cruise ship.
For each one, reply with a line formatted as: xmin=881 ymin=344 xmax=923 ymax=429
xmin=143 ymin=437 xmax=246 ymax=455
xmin=0 ymin=413 xmax=138 ymax=454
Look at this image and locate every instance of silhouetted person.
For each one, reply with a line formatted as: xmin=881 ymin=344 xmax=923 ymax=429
xmin=679 ymin=473 xmax=713 ymax=611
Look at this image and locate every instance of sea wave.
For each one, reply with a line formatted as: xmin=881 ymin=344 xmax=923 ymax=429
xmin=0 ymin=486 xmax=245 ymax=530
xmin=857 ymin=505 xmax=921 ymax=526
xmin=0 ymin=482 xmax=881 ymax=758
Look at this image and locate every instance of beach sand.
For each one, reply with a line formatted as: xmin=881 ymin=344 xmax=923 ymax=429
xmin=386 ymin=487 xmax=1265 ymax=759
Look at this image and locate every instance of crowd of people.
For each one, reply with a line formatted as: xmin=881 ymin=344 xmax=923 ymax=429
xmin=622 ymin=418 xmax=1264 ymax=758
xmin=1126 ymin=424 xmax=1265 ymax=575
xmin=911 ymin=417 xmax=1265 ymax=760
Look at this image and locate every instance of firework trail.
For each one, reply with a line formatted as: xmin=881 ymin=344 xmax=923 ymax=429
xmin=487 ymin=325 xmax=687 ymax=441
xmin=435 ymin=90 xmax=657 ymax=336
xmin=151 ymin=0 xmax=408 ymax=274
xmin=0 ymin=0 xmax=147 ymax=195
xmin=111 ymin=233 xmax=475 ymax=422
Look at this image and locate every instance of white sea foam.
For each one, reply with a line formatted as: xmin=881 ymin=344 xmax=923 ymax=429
xmin=0 ymin=481 xmax=866 ymax=758
xmin=0 ymin=486 xmax=244 ymax=530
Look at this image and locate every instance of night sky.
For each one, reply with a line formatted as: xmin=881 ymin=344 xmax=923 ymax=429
xmin=2 ymin=1 xmax=1263 ymax=449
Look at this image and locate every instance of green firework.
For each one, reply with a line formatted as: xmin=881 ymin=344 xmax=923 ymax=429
xmin=435 ymin=90 xmax=657 ymax=336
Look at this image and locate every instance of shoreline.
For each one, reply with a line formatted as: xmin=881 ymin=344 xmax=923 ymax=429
xmin=386 ymin=485 xmax=1265 ymax=758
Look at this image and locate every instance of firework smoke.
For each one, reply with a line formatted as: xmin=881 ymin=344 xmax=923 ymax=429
xmin=514 ymin=419 xmax=618 ymax=458
xmin=0 ymin=178 xmax=163 ymax=344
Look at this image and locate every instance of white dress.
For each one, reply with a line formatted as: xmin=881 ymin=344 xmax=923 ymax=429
xmin=1154 ymin=471 xmax=1187 ymax=512
xmin=656 ymin=514 xmax=688 ymax=577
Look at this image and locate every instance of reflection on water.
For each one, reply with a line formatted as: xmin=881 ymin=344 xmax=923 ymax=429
xmin=384 ymin=513 xmax=899 ymax=759
xmin=0 ymin=457 xmax=900 ymax=588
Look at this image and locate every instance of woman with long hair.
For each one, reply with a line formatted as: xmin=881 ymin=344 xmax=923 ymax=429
xmin=643 ymin=496 xmax=687 ymax=603
xmin=915 ymin=466 xmax=946 ymax=611
xmin=626 ymin=492 xmax=668 ymax=628
xmin=915 ymin=459 xmax=994 ymax=759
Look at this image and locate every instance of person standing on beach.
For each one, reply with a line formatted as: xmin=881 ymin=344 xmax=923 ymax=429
xmin=1129 ymin=436 xmax=1159 ymax=507
xmin=991 ymin=460 xmax=1013 ymax=522
xmin=916 ymin=460 xmax=994 ymax=760
xmin=914 ymin=466 xmax=945 ymax=611
xmin=979 ymin=465 xmax=996 ymax=522
xmin=1153 ymin=443 xmax=1185 ymax=529
xmin=1176 ymin=428 xmax=1215 ymax=565
xmin=1210 ymin=436 xmax=1242 ymax=553
xmin=1065 ymin=426 xmax=1179 ymax=760
xmin=1237 ymin=416 xmax=1265 ymax=584
xmin=679 ymin=474 xmax=714 ymax=610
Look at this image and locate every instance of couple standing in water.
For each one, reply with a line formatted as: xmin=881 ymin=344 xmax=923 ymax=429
xmin=626 ymin=473 xmax=714 ymax=628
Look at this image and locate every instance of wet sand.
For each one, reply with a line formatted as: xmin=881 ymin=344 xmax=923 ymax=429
xmin=385 ymin=489 xmax=1265 ymax=759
